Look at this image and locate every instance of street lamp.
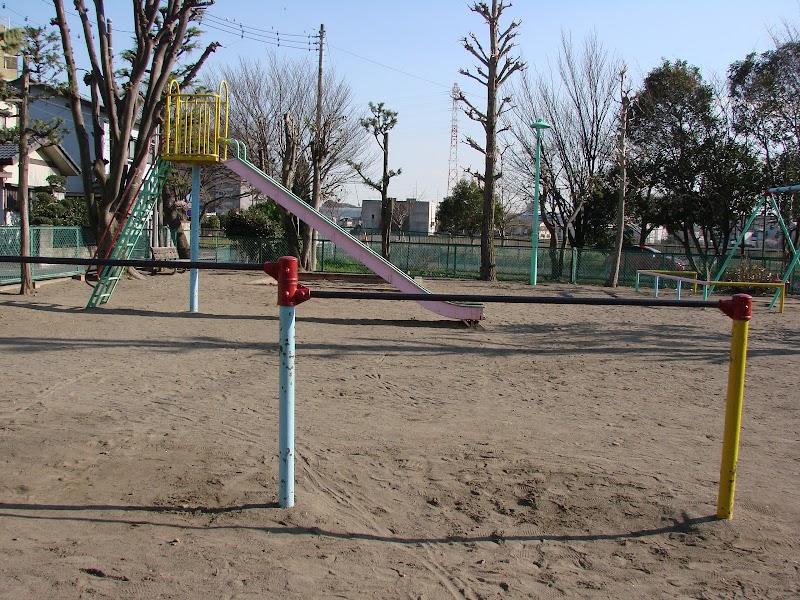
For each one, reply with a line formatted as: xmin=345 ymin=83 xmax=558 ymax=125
xmin=529 ymin=118 xmax=551 ymax=286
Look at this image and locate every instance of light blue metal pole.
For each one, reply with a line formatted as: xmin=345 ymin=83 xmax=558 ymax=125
xmin=529 ymin=119 xmax=551 ymax=286
xmin=266 ymin=256 xmax=308 ymax=509
xmin=190 ymin=164 xmax=201 ymax=312
xmin=278 ymin=304 xmax=296 ymax=508
xmin=530 ymin=129 xmax=542 ymax=285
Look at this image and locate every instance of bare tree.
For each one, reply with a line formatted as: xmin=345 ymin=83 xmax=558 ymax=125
xmin=349 ymin=102 xmax=401 ymax=260
xmin=210 ymin=54 xmax=367 ymax=269
xmin=52 ymin=0 xmax=219 ymax=258
xmin=510 ymin=31 xmax=618 ymax=253
xmin=391 ymin=199 xmax=412 ymax=233
xmin=459 ymin=0 xmax=525 ymax=280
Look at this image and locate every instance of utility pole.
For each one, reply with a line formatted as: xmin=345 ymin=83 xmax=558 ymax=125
xmin=308 ymin=23 xmax=325 ymax=271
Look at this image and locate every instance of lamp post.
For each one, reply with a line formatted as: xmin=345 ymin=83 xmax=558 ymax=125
xmin=530 ymin=118 xmax=551 ymax=286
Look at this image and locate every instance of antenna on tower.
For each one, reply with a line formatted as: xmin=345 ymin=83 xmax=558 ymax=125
xmin=447 ymin=83 xmax=461 ymax=196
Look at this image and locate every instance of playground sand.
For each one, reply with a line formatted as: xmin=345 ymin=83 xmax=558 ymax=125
xmin=0 ymin=271 xmax=798 ymax=599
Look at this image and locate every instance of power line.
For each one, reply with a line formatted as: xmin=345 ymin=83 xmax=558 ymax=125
xmin=202 ymin=13 xmax=316 ymax=40
xmin=2 ymin=3 xmax=47 ymax=27
xmin=200 ymin=20 xmax=317 ymax=51
xmin=328 ymin=43 xmax=451 ymax=89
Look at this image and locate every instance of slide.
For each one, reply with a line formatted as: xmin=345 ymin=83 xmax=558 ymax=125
xmin=222 ymin=156 xmax=484 ymax=322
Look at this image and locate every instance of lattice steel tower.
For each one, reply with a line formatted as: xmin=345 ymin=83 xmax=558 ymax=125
xmin=447 ymin=83 xmax=461 ymax=195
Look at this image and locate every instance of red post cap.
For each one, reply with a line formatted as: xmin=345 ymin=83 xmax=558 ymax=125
xmin=264 ymin=256 xmax=311 ymax=307
xmin=719 ymin=293 xmax=753 ymax=321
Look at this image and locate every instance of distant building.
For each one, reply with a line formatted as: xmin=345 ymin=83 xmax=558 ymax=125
xmin=503 ymin=211 xmax=553 ymax=241
xmin=206 ymin=176 xmax=256 ymax=215
xmin=361 ymin=198 xmax=436 ymax=235
xmin=320 ymin=200 xmax=362 ymax=229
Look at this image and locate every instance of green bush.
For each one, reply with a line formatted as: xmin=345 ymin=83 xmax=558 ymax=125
xmin=30 ymin=175 xmax=88 ymax=226
xmin=202 ymin=214 xmax=221 ymax=230
xmin=31 ymin=193 xmax=88 ymax=226
xmin=223 ymin=203 xmax=283 ymax=238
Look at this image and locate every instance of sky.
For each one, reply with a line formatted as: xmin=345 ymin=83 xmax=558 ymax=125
xmin=5 ymin=0 xmax=800 ymax=207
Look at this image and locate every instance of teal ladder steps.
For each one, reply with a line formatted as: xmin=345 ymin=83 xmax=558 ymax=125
xmin=86 ymin=157 xmax=171 ymax=308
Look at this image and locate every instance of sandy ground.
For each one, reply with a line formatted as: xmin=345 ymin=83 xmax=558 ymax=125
xmin=0 ymin=270 xmax=798 ymax=599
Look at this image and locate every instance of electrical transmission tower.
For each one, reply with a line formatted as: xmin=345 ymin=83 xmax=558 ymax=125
xmin=447 ymin=83 xmax=461 ymax=195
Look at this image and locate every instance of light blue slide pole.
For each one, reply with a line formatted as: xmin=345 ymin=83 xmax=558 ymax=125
xmin=266 ymin=256 xmax=308 ymax=508
xmin=278 ymin=304 xmax=296 ymax=508
xmin=190 ymin=164 xmax=200 ymax=312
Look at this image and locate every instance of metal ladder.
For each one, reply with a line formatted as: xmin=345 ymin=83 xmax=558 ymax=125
xmin=86 ymin=157 xmax=171 ymax=308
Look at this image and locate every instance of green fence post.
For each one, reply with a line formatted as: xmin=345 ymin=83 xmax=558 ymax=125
xmin=571 ymin=248 xmax=578 ymax=284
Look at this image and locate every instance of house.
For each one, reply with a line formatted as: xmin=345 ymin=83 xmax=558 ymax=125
xmin=26 ymin=89 xmax=112 ymax=199
xmin=1 ymin=79 xmax=114 ymax=202
xmin=0 ymin=24 xmax=19 ymax=81
xmin=0 ymin=141 xmax=80 ymax=225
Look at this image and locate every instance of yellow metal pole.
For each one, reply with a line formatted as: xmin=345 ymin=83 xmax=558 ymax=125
xmin=219 ymin=80 xmax=229 ymax=160
xmin=716 ymin=293 xmax=752 ymax=520
xmin=779 ymin=283 xmax=785 ymax=314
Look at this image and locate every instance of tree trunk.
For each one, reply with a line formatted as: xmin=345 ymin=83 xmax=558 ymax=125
xmin=479 ymin=7 xmax=499 ymax=282
xmin=606 ymin=86 xmax=629 ymax=288
xmin=163 ymin=194 xmax=190 ymax=258
xmin=54 ymin=0 xmax=97 ymax=234
xmin=381 ymin=131 xmax=392 ymax=260
xmin=18 ymin=56 xmax=33 ymax=295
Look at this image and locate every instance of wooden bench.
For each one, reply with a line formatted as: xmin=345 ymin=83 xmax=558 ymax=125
xmin=150 ymin=246 xmax=187 ymax=273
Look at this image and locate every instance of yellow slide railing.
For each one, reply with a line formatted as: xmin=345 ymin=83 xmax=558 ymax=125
xmin=163 ymin=80 xmax=229 ymax=163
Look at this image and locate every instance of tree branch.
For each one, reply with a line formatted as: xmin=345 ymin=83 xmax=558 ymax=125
xmin=348 ymin=161 xmax=382 ymax=192
xmin=465 ymin=135 xmax=486 ymax=155
xmin=179 ymin=41 xmax=221 ymax=88
xmin=459 ymin=67 xmax=488 ymax=87
xmin=462 ymin=33 xmax=489 ymax=66
xmin=458 ymin=92 xmax=488 ymax=124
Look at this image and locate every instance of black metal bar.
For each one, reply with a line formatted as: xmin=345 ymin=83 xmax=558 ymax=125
xmin=0 ymin=254 xmax=722 ymax=309
xmin=312 ymin=289 xmax=721 ymax=309
xmin=0 ymin=255 xmax=265 ymax=271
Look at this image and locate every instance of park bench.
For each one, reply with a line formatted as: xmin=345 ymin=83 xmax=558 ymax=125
xmin=150 ymin=245 xmax=187 ymax=274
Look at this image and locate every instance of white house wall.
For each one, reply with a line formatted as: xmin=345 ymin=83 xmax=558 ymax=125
xmin=3 ymin=147 xmax=61 ymax=188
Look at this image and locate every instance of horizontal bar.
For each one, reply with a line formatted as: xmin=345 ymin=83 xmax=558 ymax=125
xmin=638 ymin=270 xmax=704 ymax=285
xmin=0 ymin=255 xmax=264 ymax=271
xmin=0 ymin=255 xmax=721 ymax=309
xmin=638 ymin=270 xmax=785 ymax=290
xmin=767 ymin=185 xmax=800 ymax=193
xmin=313 ymin=289 xmax=720 ymax=309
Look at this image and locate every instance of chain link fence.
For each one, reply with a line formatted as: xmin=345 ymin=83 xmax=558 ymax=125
xmin=1 ymin=226 xmax=89 ymax=285
xmin=316 ymin=238 xmax=797 ymax=294
xmin=3 ymin=226 xmax=796 ymax=295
